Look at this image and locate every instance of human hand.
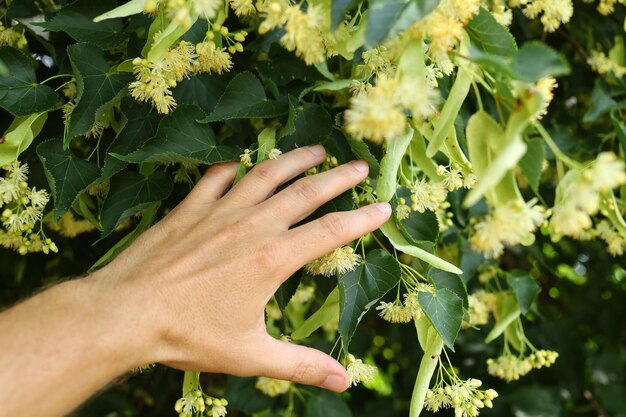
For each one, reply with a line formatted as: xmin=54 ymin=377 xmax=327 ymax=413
xmin=91 ymin=145 xmax=392 ymax=392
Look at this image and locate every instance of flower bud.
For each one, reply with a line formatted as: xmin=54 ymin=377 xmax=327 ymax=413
xmin=234 ymin=33 xmax=245 ymax=42
xmin=174 ymin=399 xmax=183 ymax=413
xmin=220 ymin=26 xmax=229 ymax=36
xmin=235 ymin=42 xmax=243 ymax=53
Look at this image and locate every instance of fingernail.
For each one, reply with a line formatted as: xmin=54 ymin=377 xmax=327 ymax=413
xmin=321 ymin=374 xmax=348 ymax=391
xmin=351 ymin=160 xmax=369 ymax=173
xmin=372 ymin=202 xmax=392 ymax=215
xmin=307 ymin=145 xmax=325 ymax=156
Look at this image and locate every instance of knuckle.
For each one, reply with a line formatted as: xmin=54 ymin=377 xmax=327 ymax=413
xmin=290 ymin=357 xmax=316 ymax=384
xmin=319 ymin=213 xmax=347 ymax=236
xmin=254 ymin=239 xmax=282 ymax=271
xmin=291 ymin=178 xmax=321 ymax=201
xmin=251 ymin=162 xmax=275 ymax=184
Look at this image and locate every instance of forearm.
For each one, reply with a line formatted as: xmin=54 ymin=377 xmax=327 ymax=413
xmin=0 ymin=273 xmax=153 ymax=417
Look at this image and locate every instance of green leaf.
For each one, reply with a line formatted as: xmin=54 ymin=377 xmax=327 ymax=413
xmin=512 ymin=42 xmax=571 ymax=83
xmin=519 ymin=139 xmax=545 ymax=194
xmin=339 ymin=250 xmax=401 ymax=348
xmin=466 ymin=7 xmax=517 ymax=57
xmin=256 ymin=128 xmax=276 ymax=163
xmin=36 ymin=139 xmax=102 ymax=219
xmin=377 ymin=128 xmax=413 ymax=202
xmin=65 ymin=44 xmax=133 ymax=146
xmin=100 ymin=99 xmax=160 ymax=182
xmin=100 ymin=170 xmax=173 ymax=239
xmin=172 ymin=73 xmax=231 ymax=114
xmin=279 ymin=103 xmax=333 ymax=151
xmin=584 ymin=80 xmax=617 ymax=123
xmin=380 ymin=221 xmax=463 ymax=274
xmin=331 ymin=0 xmax=359 ymax=30
xmin=506 ymin=270 xmax=541 ymax=314
xmin=275 ymin=269 xmax=302 ymax=310
xmin=485 ymin=293 xmax=520 ymax=343
xmin=89 ymin=203 xmax=159 ymax=271
xmin=313 ymin=79 xmax=353 ymax=92
xmin=292 ymin=287 xmax=340 ymax=340
xmin=147 ymin=16 xmax=199 ymax=61
xmin=224 ymin=377 xmax=274 ymax=414
xmin=428 ymin=269 xmax=468 ymax=310
xmin=198 ymin=72 xmax=287 ymax=123
xmin=393 ymin=187 xmax=439 ymax=250
xmin=0 ymin=112 xmax=47 ymax=166
xmin=344 ymin=135 xmax=380 ymax=177
xmin=307 ymin=391 xmax=353 ymax=417
xmin=112 ymin=105 xmax=240 ymax=165
xmin=0 ymin=47 xmax=57 ymax=116
xmin=365 ymin=0 xmax=439 ymax=46
xmin=36 ymin=0 xmax=126 ymax=49
xmin=93 ymin=0 xmax=145 ymax=22
xmin=419 ymin=288 xmax=464 ymax=349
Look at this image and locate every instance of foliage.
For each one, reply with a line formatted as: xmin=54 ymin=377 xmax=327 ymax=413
xmin=1 ymin=0 xmax=626 ymax=417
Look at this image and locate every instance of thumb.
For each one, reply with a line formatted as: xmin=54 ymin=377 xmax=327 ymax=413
xmin=254 ymin=335 xmax=350 ymax=392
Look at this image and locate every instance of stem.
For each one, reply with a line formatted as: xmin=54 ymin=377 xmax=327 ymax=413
xmin=182 ymin=371 xmax=200 ymax=395
xmin=41 ymin=74 xmax=73 ymax=84
xmin=533 ymin=122 xmax=583 ymax=170
xmin=409 ymin=321 xmax=444 ymax=417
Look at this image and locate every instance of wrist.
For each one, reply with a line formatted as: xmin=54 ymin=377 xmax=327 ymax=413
xmin=81 ymin=266 xmax=164 ymax=372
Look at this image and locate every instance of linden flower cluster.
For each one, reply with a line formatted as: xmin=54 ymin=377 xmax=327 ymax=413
xmin=144 ymin=0 xmax=222 ymax=28
xmin=174 ymin=390 xmax=228 ymax=417
xmin=345 ymin=354 xmax=377 ymax=387
xmin=471 ymin=199 xmax=546 ymax=258
xmin=304 ymin=246 xmax=361 ymax=277
xmin=587 ymin=50 xmax=626 ymax=78
xmin=345 ymin=75 xmax=438 ymax=144
xmin=582 ymin=0 xmax=626 ymax=15
xmin=487 ymin=350 xmax=558 ymax=381
xmin=376 ymin=291 xmax=426 ymax=323
xmin=0 ymin=161 xmax=57 ymax=255
xmin=130 ymin=38 xmax=232 ymax=114
xmin=259 ymin=1 xmax=326 ymax=65
xmin=549 ymin=152 xmax=626 ymax=239
xmin=46 ymin=211 xmax=96 ymax=238
xmin=409 ymin=0 xmax=481 ymax=74
xmin=465 ymin=290 xmax=497 ymax=327
xmin=595 ymin=221 xmax=626 ymax=256
xmin=509 ymin=0 xmax=573 ymax=32
xmin=425 ymin=379 xmax=498 ymax=417
xmin=255 ymin=377 xmax=292 ymax=397
xmin=482 ymin=0 xmax=513 ymax=26
xmin=0 ymin=22 xmax=21 ymax=47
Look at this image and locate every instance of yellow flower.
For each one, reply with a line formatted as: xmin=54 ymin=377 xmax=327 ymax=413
xmin=346 ymin=355 xmax=377 ymax=386
xmin=193 ymin=42 xmax=233 ymax=74
xmin=230 ymin=0 xmax=256 ymax=15
xmin=304 ymin=246 xmax=361 ymax=277
xmin=255 ymin=377 xmax=292 ymax=397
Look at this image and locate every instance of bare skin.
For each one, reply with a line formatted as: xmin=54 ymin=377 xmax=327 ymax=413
xmin=0 ymin=145 xmax=391 ymax=417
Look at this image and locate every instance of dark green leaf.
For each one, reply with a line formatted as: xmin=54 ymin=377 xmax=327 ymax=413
xmin=387 ymin=0 xmax=440 ymax=40
xmin=512 ymin=42 xmax=571 ymax=82
xmin=100 ymin=99 xmax=160 ymax=182
xmin=257 ymin=47 xmax=325 ymax=86
xmin=339 ymin=249 xmax=401 ymax=348
xmin=584 ymin=80 xmax=617 ymax=122
xmin=100 ymin=170 xmax=173 ymax=239
xmin=313 ymin=190 xmax=354 ymax=219
xmin=467 ymin=7 xmax=517 ymax=57
xmin=345 ymin=134 xmax=380 ymax=177
xmin=519 ymin=139 xmax=545 ymax=194
xmin=419 ymin=288 xmax=464 ymax=349
xmin=225 ymin=376 xmax=275 ymax=414
xmin=7 ymin=0 xmax=39 ymax=18
xmin=365 ymin=0 xmax=409 ymax=47
xmin=331 ymin=0 xmax=359 ymax=30
xmin=506 ymin=270 xmax=541 ymax=314
xmin=0 ymin=46 xmax=57 ymax=116
xmin=307 ymin=391 xmax=352 ymax=417
xmin=65 ymin=44 xmax=133 ymax=146
xmin=173 ymin=73 xmax=231 ymax=114
xmin=611 ymin=111 xmax=626 ymax=154
xmin=36 ymin=139 xmax=102 ymax=219
xmin=279 ymin=103 xmax=333 ymax=151
xmin=36 ymin=0 xmax=126 ymax=49
xmin=275 ymin=269 xmax=303 ymax=310
xmin=428 ymin=269 xmax=468 ymax=310
xmin=198 ymin=72 xmax=287 ymax=123
xmin=112 ymin=105 xmax=240 ymax=164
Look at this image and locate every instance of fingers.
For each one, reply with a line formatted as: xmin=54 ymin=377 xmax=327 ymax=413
xmin=254 ymin=335 xmax=350 ymax=392
xmin=260 ymin=160 xmax=370 ymax=227
xmin=186 ymin=162 xmax=239 ymax=203
xmin=225 ymin=145 xmax=327 ymax=206
xmin=283 ymin=203 xmax=391 ymax=270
